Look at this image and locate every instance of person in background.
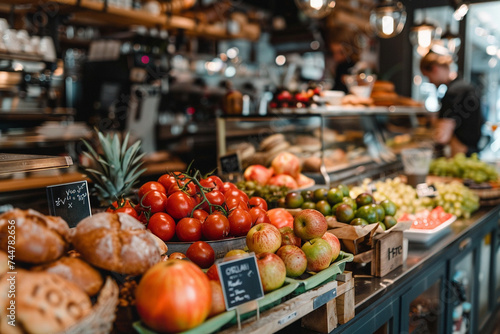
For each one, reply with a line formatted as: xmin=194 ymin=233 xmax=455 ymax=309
xmin=420 ymin=51 xmax=484 ymax=156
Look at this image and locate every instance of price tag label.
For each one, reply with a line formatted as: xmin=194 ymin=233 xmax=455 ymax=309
xmin=416 ymin=183 xmax=437 ymax=198
xmin=46 ymin=180 xmax=91 ymax=227
xmin=217 ymin=254 xmax=264 ymax=310
xmin=219 ymin=152 xmax=241 ymax=175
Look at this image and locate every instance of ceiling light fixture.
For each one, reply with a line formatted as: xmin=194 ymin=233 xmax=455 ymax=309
xmin=370 ymin=0 xmax=407 ymax=38
xmin=294 ymin=0 xmax=336 ymax=19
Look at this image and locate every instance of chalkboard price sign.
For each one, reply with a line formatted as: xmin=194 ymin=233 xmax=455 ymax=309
xmin=416 ymin=183 xmax=437 ymax=198
xmin=46 ymin=180 xmax=92 ymax=227
xmin=219 ymin=152 xmax=241 ymax=175
xmin=217 ymin=254 xmax=264 ymax=310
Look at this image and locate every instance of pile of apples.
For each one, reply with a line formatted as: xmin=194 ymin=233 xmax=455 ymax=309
xmin=244 ymin=152 xmax=312 ymax=190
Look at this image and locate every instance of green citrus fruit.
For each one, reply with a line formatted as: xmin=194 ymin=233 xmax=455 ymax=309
xmin=381 ymin=199 xmax=397 ymax=217
xmin=301 ymin=201 xmax=317 ymax=210
xmin=350 ymin=218 xmax=369 ymax=226
xmin=383 ymin=216 xmax=398 ymax=229
xmin=301 ymin=190 xmax=315 ymax=202
xmin=285 ymin=192 xmax=304 ymax=209
xmin=313 ymin=188 xmax=328 ymax=202
xmin=338 ymin=184 xmax=350 ymax=197
xmin=355 ymin=205 xmax=378 ymax=224
xmin=372 ymin=204 xmax=385 ymax=221
xmin=356 ymin=193 xmax=374 ymax=207
xmin=327 ymin=188 xmax=344 ymax=205
xmin=342 ymin=197 xmax=357 ymax=210
xmin=378 ymin=222 xmax=386 ymax=231
xmin=335 ymin=203 xmax=355 ymax=223
xmin=315 ymin=200 xmax=332 ymax=216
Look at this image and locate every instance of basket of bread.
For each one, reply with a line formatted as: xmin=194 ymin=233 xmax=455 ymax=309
xmin=0 ymin=209 xmax=168 ymax=334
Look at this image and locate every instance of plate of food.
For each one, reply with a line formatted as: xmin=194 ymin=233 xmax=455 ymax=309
xmin=399 ymin=206 xmax=456 ymax=244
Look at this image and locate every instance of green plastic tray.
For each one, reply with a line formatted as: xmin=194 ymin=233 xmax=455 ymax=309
xmin=133 ymin=279 xmax=300 ymax=334
xmin=289 ymin=252 xmax=354 ymax=295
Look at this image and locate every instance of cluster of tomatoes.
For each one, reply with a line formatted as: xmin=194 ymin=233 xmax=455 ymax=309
xmin=107 ymin=172 xmax=285 ymax=242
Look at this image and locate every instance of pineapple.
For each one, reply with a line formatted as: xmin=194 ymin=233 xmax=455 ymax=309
xmin=81 ymin=131 xmax=146 ymax=206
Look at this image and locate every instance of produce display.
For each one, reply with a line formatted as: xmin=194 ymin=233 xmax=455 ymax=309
xmin=429 ymin=153 xmax=498 ymax=183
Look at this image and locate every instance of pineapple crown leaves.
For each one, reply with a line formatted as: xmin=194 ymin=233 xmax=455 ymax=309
xmin=81 ymin=130 xmax=147 ymax=206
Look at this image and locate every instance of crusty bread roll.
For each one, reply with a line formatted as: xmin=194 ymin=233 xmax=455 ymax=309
xmin=0 ymin=270 xmax=92 ymax=334
xmin=372 ymin=80 xmax=395 ymax=92
xmin=0 ymin=209 xmax=69 ymax=264
xmin=32 ymin=257 xmax=103 ymax=297
xmin=71 ymin=213 xmax=161 ymax=275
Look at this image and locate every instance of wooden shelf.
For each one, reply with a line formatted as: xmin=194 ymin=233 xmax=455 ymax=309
xmin=0 ymin=153 xmax=73 ymax=175
xmin=0 ymin=171 xmax=86 ymax=192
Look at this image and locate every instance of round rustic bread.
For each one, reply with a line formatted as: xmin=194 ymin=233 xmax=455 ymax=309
xmin=0 ymin=209 xmax=69 ymax=264
xmin=0 ymin=270 xmax=92 ymax=334
xmin=32 ymin=256 xmax=104 ymax=297
xmin=71 ymin=212 xmax=161 ymax=275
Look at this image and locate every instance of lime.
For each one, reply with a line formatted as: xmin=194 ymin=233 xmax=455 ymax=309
xmin=335 ymin=203 xmax=355 ymax=223
xmin=315 ymin=200 xmax=332 ymax=216
xmin=381 ymin=199 xmax=397 ymax=217
xmin=301 ymin=190 xmax=315 ymax=202
xmin=377 ymin=222 xmax=386 ymax=231
xmin=356 ymin=193 xmax=374 ymax=207
xmin=342 ymin=197 xmax=357 ymax=210
xmin=313 ymin=188 xmax=328 ymax=202
xmin=332 ymin=202 xmax=344 ymax=213
xmin=355 ymin=205 xmax=378 ymax=224
xmin=383 ymin=216 xmax=398 ymax=229
xmin=285 ymin=192 xmax=304 ymax=209
xmin=301 ymin=201 xmax=317 ymax=210
xmin=327 ymin=188 xmax=344 ymax=205
xmin=338 ymin=184 xmax=350 ymax=197
xmin=372 ymin=204 xmax=385 ymax=221
xmin=350 ymin=218 xmax=369 ymax=226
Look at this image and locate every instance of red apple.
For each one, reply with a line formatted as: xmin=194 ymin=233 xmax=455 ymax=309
xmin=224 ymin=249 xmax=247 ymax=259
xmin=246 ymin=223 xmax=282 ymax=254
xmin=243 ymin=165 xmax=273 ymax=185
xmin=208 ymin=280 xmax=226 ymax=318
xmin=256 ymin=252 xmax=286 ymax=292
xmin=277 ymin=90 xmax=292 ymax=101
xmin=206 ymin=264 xmax=220 ymax=283
xmin=268 ymin=174 xmax=298 ymax=189
xmin=301 ymin=238 xmax=334 ymax=272
xmin=271 ymin=152 xmax=301 ymax=179
xmin=276 ymin=245 xmax=307 ymax=278
xmin=321 ymin=232 xmax=341 ymax=263
xmin=294 ymin=209 xmax=328 ymax=241
xmin=279 ymin=226 xmax=302 ymax=247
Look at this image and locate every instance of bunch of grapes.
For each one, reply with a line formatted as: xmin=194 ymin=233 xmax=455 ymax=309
xmin=236 ymin=180 xmax=289 ymax=206
xmin=433 ymin=181 xmax=479 ymax=219
xmin=429 ymin=153 xmax=498 ymax=183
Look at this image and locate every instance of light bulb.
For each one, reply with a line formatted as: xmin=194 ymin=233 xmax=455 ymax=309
xmin=453 ymin=4 xmax=469 ymax=21
xmin=410 ymin=23 xmax=440 ymax=50
xmin=295 ymin=0 xmax=335 ymax=19
xmin=370 ymin=1 xmax=407 ymax=38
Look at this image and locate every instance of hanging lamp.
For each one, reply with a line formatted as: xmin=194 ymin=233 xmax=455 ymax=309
xmin=294 ymin=0 xmax=336 ymax=19
xmin=370 ymin=0 xmax=407 ymax=38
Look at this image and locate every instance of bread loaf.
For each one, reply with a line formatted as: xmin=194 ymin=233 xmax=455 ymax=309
xmin=0 ymin=209 xmax=69 ymax=264
xmin=32 ymin=257 xmax=104 ymax=297
xmin=71 ymin=213 xmax=161 ymax=275
xmin=0 ymin=270 xmax=92 ymax=334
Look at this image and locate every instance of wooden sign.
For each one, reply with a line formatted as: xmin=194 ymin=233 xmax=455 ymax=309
xmin=219 ymin=152 xmax=241 ymax=175
xmin=46 ymin=180 xmax=91 ymax=227
xmin=217 ymin=254 xmax=264 ymax=310
xmin=372 ymin=231 xmax=404 ymax=277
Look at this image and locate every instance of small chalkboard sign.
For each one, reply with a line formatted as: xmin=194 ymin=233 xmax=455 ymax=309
xmin=416 ymin=183 xmax=437 ymax=198
xmin=46 ymin=180 xmax=91 ymax=227
xmin=219 ymin=152 xmax=241 ymax=175
xmin=217 ymin=254 xmax=264 ymax=311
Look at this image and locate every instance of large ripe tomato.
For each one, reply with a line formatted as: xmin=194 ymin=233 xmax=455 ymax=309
xmin=249 ymin=196 xmax=268 ymax=211
xmin=203 ymin=190 xmax=225 ymax=211
xmin=157 ymin=174 xmax=177 ymax=193
xmin=141 ymin=191 xmax=168 ymax=214
xmin=221 ymin=181 xmax=238 ymax=194
xmin=225 ymin=195 xmax=249 ymax=211
xmin=228 ymin=208 xmax=253 ymax=237
xmin=135 ymin=260 xmax=212 ymax=333
xmin=186 ymin=241 xmax=215 ymax=269
xmin=206 ymin=263 xmax=220 ymax=283
xmin=192 ymin=209 xmax=209 ymax=223
xmin=167 ymin=179 xmax=198 ymax=196
xmin=148 ymin=212 xmax=176 ymax=242
xmin=200 ymin=176 xmax=224 ymax=191
xmin=165 ymin=191 xmax=196 ymax=220
xmin=249 ymin=207 xmax=271 ymax=226
xmin=202 ymin=213 xmax=230 ymax=240
xmin=106 ymin=198 xmax=139 ymax=219
xmin=266 ymin=208 xmax=294 ymax=229
xmin=138 ymin=181 xmax=166 ymax=200
xmin=224 ymin=188 xmax=249 ymax=204
xmin=176 ymin=217 xmax=202 ymax=242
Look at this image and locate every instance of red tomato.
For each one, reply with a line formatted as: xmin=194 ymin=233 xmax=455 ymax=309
xmin=176 ymin=218 xmax=202 ymax=241
xmin=141 ymin=191 xmax=168 ymax=214
xmin=249 ymin=207 xmax=271 ymax=226
xmin=266 ymin=208 xmax=294 ymax=229
xmin=202 ymin=214 xmax=230 ymax=240
xmin=165 ymin=191 xmax=196 ymax=220
xmin=224 ymin=188 xmax=249 ymax=204
xmin=169 ymin=252 xmax=187 ymax=260
xmin=200 ymin=176 xmax=224 ymax=191
xmin=148 ymin=212 xmax=176 ymax=242
xmin=157 ymin=174 xmax=177 ymax=193
xmin=186 ymin=241 xmax=215 ymax=269
xmin=249 ymin=196 xmax=268 ymax=211
xmin=135 ymin=260 xmax=212 ymax=333
xmin=228 ymin=208 xmax=253 ymax=237
xmin=192 ymin=209 xmax=209 ymax=223
xmin=138 ymin=181 xmax=166 ymax=200
xmin=203 ymin=190 xmax=225 ymax=211
xmin=221 ymin=182 xmax=238 ymax=194
xmin=135 ymin=205 xmax=149 ymax=224
xmin=206 ymin=263 xmax=220 ymax=283
xmin=106 ymin=199 xmax=139 ymax=219
xmin=167 ymin=180 xmax=197 ymax=196
xmin=225 ymin=195 xmax=249 ymax=211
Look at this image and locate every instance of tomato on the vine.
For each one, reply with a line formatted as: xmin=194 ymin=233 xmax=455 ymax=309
xmin=249 ymin=207 xmax=271 ymax=226
xmin=165 ymin=191 xmax=196 ymax=220
xmin=266 ymin=208 xmax=294 ymax=229
xmin=167 ymin=179 xmax=197 ymax=196
xmin=106 ymin=199 xmax=139 ymax=219
xmin=221 ymin=182 xmax=238 ymax=194
xmin=202 ymin=214 xmax=230 ymax=240
xmin=138 ymin=181 xmax=166 ymax=199
xmin=249 ymin=196 xmax=268 ymax=211
xmin=200 ymin=176 xmax=224 ymax=191
xmin=202 ymin=190 xmax=225 ymax=211
xmin=157 ymin=174 xmax=177 ymax=193
xmin=224 ymin=188 xmax=249 ymax=204
xmin=228 ymin=208 xmax=252 ymax=237
xmin=225 ymin=195 xmax=248 ymax=211
xmin=176 ymin=218 xmax=202 ymax=242
xmin=186 ymin=241 xmax=215 ymax=269
xmin=148 ymin=212 xmax=176 ymax=242
xmin=192 ymin=209 xmax=209 ymax=223
xmin=141 ymin=191 xmax=168 ymax=214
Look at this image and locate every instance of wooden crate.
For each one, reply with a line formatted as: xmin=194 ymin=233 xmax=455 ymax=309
xmin=218 ymin=272 xmax=355 ymax=334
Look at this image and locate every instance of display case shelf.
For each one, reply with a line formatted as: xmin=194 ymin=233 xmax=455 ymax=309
xmin=0 ymin=153 xmax=72 ymax=175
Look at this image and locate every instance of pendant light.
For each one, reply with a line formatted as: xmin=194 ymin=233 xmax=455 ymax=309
xmin=410 ymin=10 xmax=441 ymax=51
xmin=439 ymin=24 xmax=461 ymax=55
xmin=295 ymin=0 xmax=336 ymax=19
xmin=370 ymin=0 xmax=407 ymax=38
